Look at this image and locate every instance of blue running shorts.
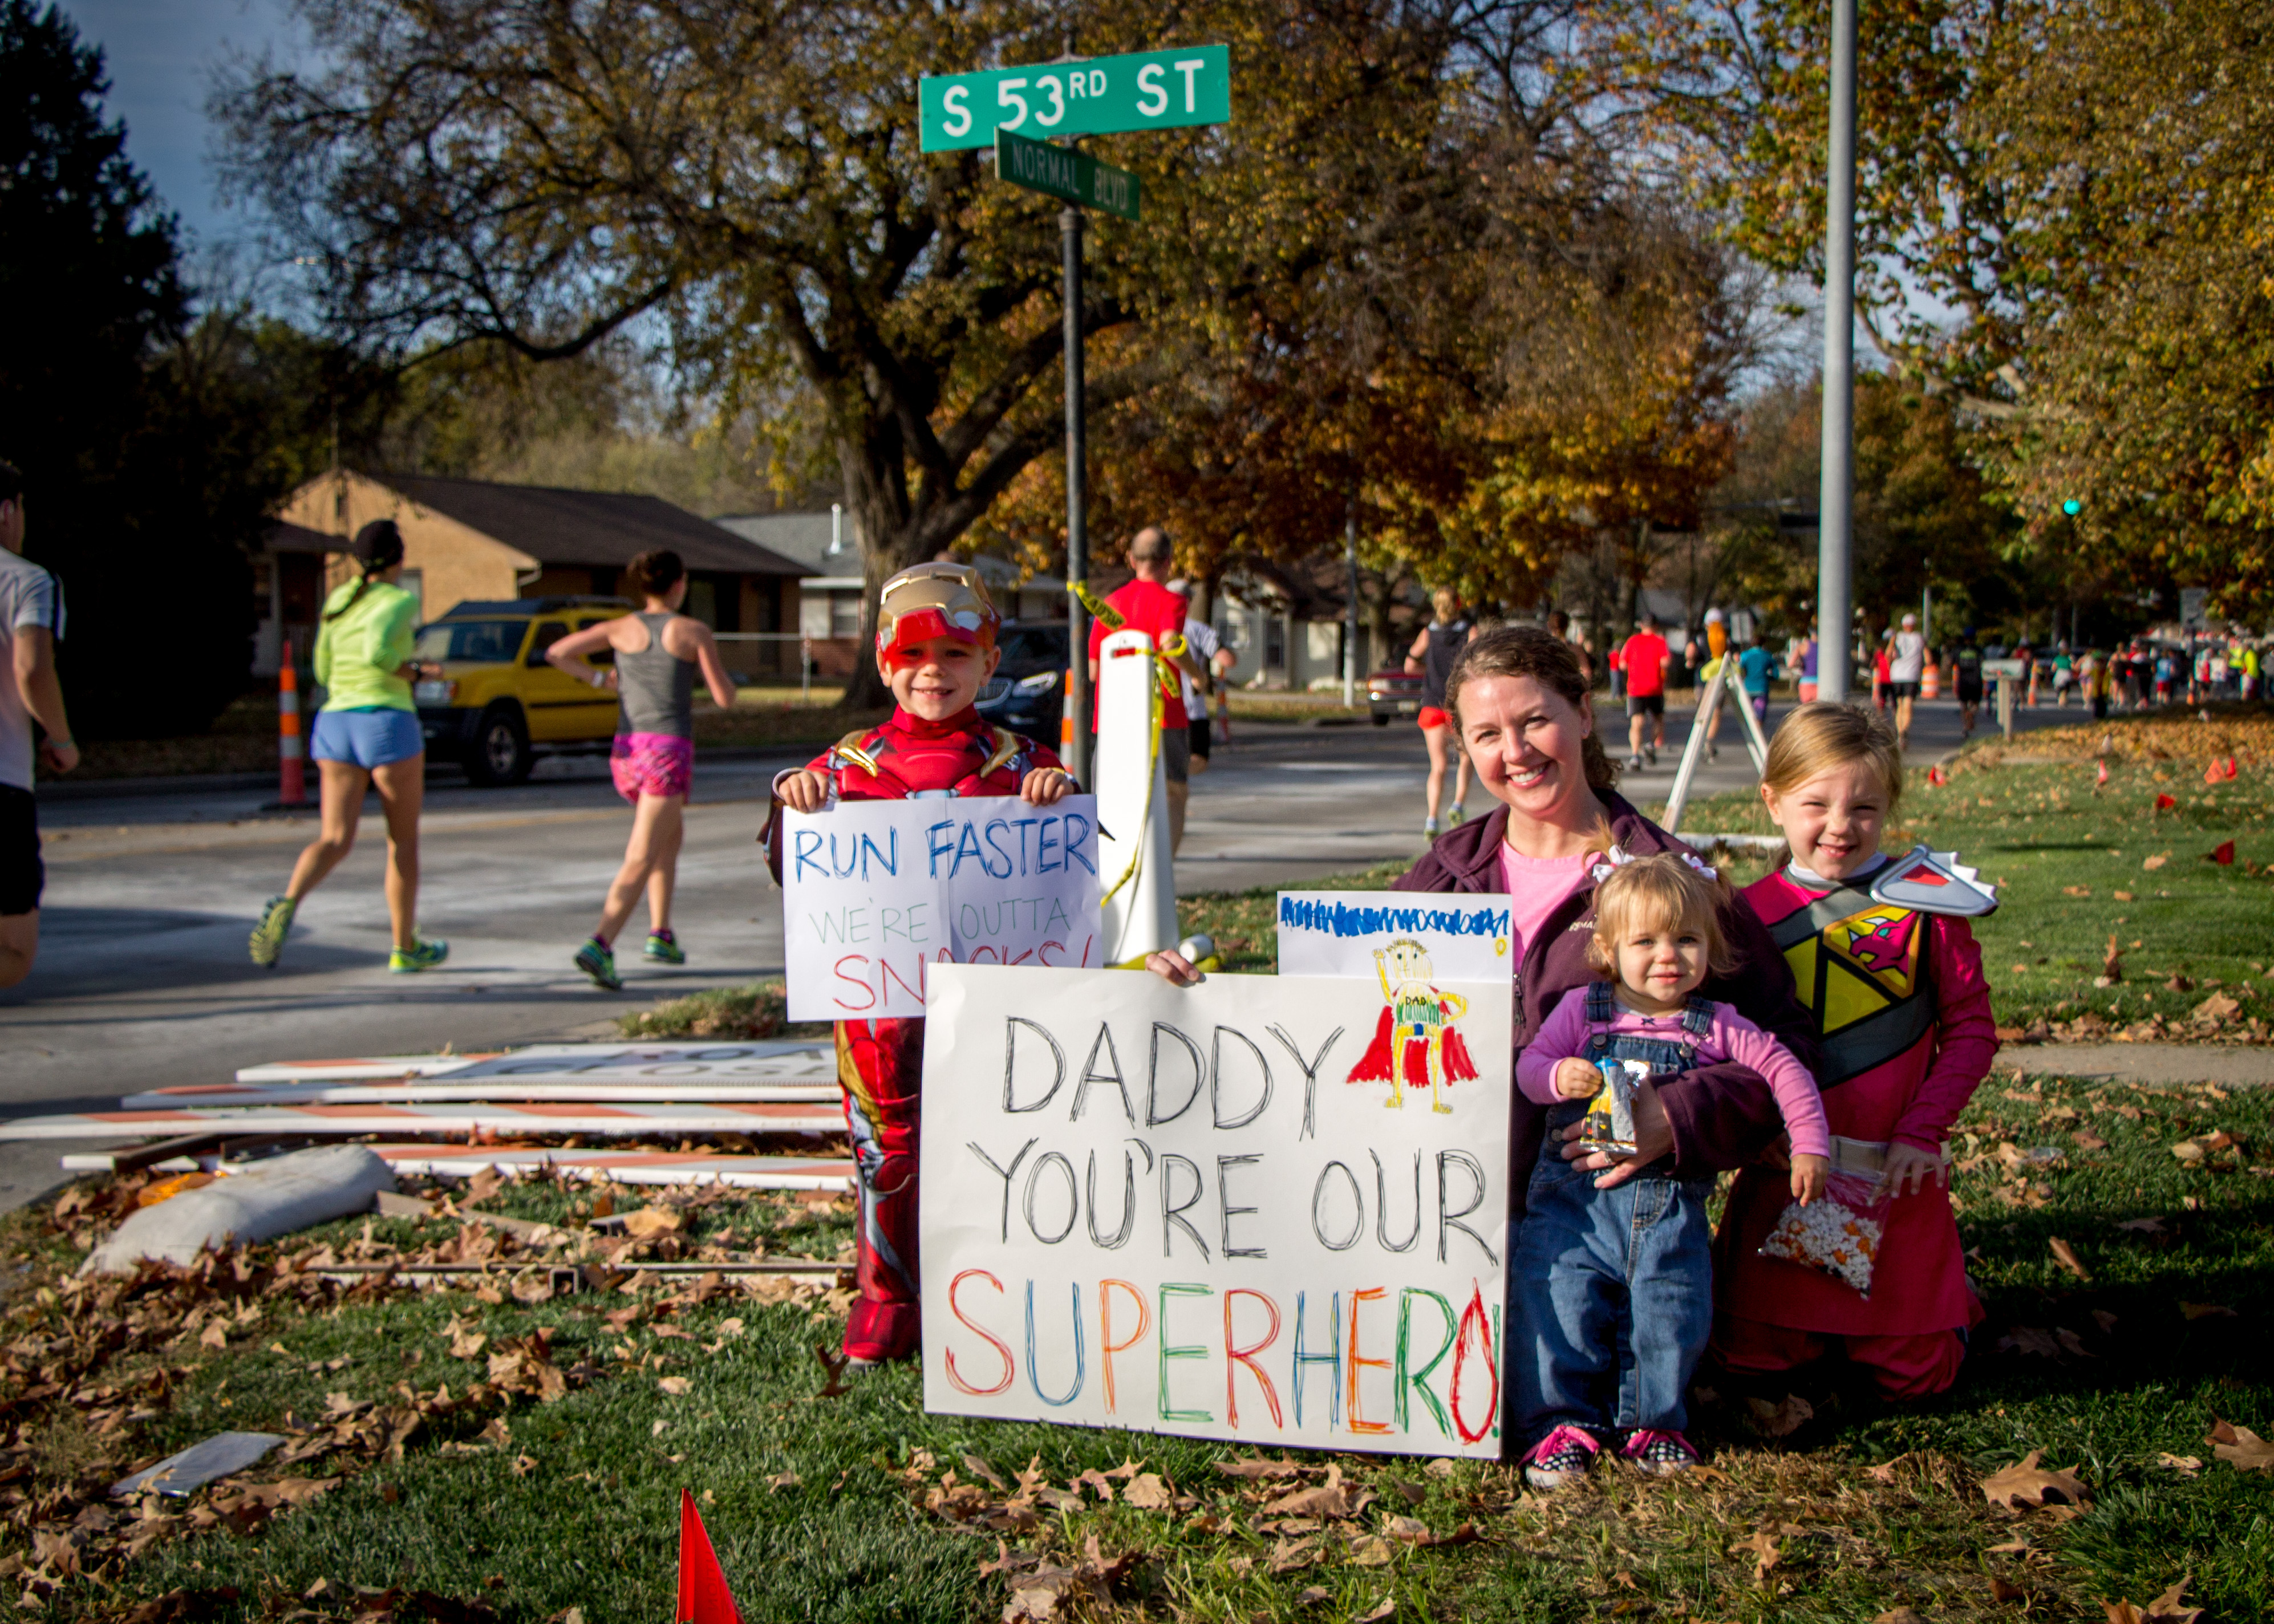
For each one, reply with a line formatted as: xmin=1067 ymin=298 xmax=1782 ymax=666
xmin=310 ymin=707 xmax=425 ymax=770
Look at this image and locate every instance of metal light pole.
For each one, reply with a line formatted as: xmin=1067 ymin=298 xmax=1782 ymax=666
xmin=1816 ymin=0 xmax=1858 ymax=703
xmin=1062 ymin=201 xmax=1093 ymax=786
xmin=1342 ymin=500 xmax=1359 ymax=708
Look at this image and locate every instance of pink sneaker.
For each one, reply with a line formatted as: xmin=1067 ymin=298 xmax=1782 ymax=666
xmin=1521 ymin=1424 xmax=1602 ymax=1489
xmin=1622 ymin=1428 xmax=1701 ymax=1475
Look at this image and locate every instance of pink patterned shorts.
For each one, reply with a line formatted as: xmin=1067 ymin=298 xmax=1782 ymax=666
xmin=610 ymin=732 xmax=694 ymax=803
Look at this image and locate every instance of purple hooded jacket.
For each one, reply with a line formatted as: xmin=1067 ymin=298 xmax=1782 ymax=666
xmin=1391 ymin=791 xmax=1821 ymax=1213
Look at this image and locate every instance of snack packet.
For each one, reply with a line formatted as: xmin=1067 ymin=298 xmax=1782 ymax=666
xmin=1578 ymin=1058 xmax=1648 ymax=1159
xmin=1757 ymin=1170 xmax=1891 ymax=1297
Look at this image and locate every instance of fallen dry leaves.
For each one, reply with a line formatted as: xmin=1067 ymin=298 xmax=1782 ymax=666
xmin=2103 ymin=1575 xmax=2204 ymax=1623
xmin=2205 ymin=1416 xmax=2274 ymax=1472
xmin=1980 ymin=1451 xmax=2092 ymax=1513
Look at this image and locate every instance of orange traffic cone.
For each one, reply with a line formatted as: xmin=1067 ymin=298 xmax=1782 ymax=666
xmin=275 ymin=638 xmax=309 ymax=808
xmin=676 ymin=1489 xmax=743 ymax=1624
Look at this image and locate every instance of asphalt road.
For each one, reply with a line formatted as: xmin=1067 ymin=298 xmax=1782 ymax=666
xmin=0 ymin=692 xmax=2072 ymax=1209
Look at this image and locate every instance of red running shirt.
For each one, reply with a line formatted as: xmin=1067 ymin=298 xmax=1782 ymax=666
xmin=1086 ymin=578 xmax=1190 ymax=728
xmin=1619 ymin=632 xmax=1669 ymax=696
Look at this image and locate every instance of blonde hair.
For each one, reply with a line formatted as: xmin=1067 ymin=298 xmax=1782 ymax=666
xmin=1761 ymin=701 xmax=1903 ymax=806
xmin=1586 ymin=854 xmax=1738 ymax=979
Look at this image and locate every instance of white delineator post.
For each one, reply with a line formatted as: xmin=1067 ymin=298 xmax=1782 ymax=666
xmin=1095 ymin=627 xmax=1177 ymax=964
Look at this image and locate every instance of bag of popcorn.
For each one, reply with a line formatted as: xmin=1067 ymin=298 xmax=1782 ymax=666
xmin=1757 ymin=1170 xmax=1891 ymax=1297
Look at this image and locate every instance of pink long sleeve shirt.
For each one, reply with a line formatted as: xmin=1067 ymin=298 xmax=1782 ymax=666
xmin=1518 ymin=984 xmax=1834 ymax=1159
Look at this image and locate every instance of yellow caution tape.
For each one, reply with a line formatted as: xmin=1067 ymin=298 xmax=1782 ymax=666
xmin=1070 ymin=580 xmax=1125 ymax=630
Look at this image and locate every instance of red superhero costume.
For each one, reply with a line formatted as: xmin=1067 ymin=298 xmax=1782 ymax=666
xmin=777 ymin=707 xmax=1062 ymax=1364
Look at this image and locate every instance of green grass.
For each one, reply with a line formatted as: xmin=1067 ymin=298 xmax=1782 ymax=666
xmin=9 ymin=1080 xmax=2267 ymax=1623
xmin=1667 ymin=750 xmax=2274 ymax=1038
xmin=22 ymin=776 xmax=2271 ymax=1622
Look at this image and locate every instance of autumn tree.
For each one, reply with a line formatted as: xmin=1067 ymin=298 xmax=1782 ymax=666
xmin=219 ymin=0 xmax=1466 ymax=701
xmin=1615 ymin=0 xmax=2274 ymax=615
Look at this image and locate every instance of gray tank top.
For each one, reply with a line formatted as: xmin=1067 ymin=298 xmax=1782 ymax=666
xmin=616 ymin=612 xmax=695 ymax=738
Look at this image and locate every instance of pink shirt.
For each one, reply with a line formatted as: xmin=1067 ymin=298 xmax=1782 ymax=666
xmin=1499 ymin=845 xmax=1593 ymax=964
xmin=1517 ymin=984 xmax=1833 ymax=1158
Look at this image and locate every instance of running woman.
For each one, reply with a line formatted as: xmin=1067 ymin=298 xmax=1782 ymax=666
xmin=249 ymin=520 xmax=447 ymax=972
xmin=1408 ymin=587 xmax=1473 ymax=835
xmin=1886 ymin=612 xmax=1927 ymax=751
xmin=549 ymin=549 xmax=737 ymax=990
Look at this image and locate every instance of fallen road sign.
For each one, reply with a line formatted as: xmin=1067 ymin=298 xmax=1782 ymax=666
xmin=357 ymin=1144 xmax=854 ymax=1191
xmin=235 ymin=1040 xmax=832 ymax=1085
xmin=124 ymin=1078 xmax=838 ymax=1109
xmin=58 ymin=1144 xmax=856 ymax=1191
xmin=0 ymin=1101 xmax=845 ymax=1141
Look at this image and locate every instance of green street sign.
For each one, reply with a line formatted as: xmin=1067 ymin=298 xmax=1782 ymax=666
xmin=921 ymin=44 xmax=1229 ymax=152
xmin=994 ymin=128 xmax=1141 ymax=220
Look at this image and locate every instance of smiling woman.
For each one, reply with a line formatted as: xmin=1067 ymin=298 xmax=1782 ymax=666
xmin=1385 ymin=630 xmax=1821 ymax=1215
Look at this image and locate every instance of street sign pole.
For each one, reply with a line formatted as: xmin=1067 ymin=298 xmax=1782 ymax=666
xmin=934 ymin=43 xmax=1232 ymax=786
xmin=1816 ymin=0 xmax=1858 ymax=703
xmin=1063 ymin=198 xmax=1092 ymax=787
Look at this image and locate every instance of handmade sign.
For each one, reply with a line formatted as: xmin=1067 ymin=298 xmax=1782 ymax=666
xmin=782 ymin=795 xmax=1102 ymax=1020
xmin=1275 ymin=891 xmax=1514 ymax=982
xmin=919 ymin=964 xmax=1510 ymax=1457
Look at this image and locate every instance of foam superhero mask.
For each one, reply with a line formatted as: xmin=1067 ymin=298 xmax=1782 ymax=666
xmin=874 ymin=562 xmax=1000 ymax=668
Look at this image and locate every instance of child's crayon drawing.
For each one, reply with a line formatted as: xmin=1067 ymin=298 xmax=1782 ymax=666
xmin=1346 ymin=939 xmax=1479 ymax=1114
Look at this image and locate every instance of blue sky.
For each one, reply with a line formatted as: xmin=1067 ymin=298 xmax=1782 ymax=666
xmin=54 ymin=0 xmax=307 ymax=249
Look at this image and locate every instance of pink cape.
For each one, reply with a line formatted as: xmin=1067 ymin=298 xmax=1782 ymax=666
xmin=1347 ymin=1005 xmax=1481 ymax=1089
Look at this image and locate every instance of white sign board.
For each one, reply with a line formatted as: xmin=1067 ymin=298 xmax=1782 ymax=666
xmin=783 ymin=796 xmax=1102 ymax=1020
xmin=1275 ymin=891 xmax=1514 ymax=983
xmin=919 ymin=964 xmax=1510 ymax=1457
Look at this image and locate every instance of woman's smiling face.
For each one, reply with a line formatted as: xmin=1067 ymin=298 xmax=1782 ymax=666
xmin=1457 ymin=674 xmax=1596 ymax=823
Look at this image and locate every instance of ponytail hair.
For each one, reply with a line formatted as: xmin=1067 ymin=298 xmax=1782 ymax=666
xmin=626 ymin=549 xmax=684 ymax=600
xmin=327 ymin=519 xmax=406 ymax=622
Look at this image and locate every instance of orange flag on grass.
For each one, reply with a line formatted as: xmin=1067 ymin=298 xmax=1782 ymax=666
xmin=678 ymin=1489 xmax=743 ymax=1624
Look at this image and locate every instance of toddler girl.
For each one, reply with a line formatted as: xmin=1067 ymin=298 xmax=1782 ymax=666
xmin=1511 ymin=852 xmax=1830 ymax=1487
xmin=1712 ymin=702 xmax=1997 ymax=1399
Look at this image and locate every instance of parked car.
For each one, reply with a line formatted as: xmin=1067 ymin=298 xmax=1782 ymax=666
xmin=1367 ymin=667 xmax=1423 ymax=726
xmin=975 ymin=620 xmax=1072 ymax=740
xmin=411 ymin=596 xmax=631 ymax=785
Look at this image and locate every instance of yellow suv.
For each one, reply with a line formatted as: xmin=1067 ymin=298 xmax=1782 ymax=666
xmin=410 ymin=597 xmax=630 ymax=785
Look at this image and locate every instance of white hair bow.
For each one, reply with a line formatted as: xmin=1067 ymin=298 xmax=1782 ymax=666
xmin=1588 ymin=843 xmax=1718 ymax=884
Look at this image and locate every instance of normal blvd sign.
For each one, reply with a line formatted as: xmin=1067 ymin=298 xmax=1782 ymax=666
xmin=922 ymin=44 xmax=1230 ymax=151
xmin=995 ymin=128 xmax=1140 ymax=222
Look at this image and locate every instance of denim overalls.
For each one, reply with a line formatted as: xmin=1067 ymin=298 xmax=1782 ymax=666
xmin=1510 ymin=983 xmax=1718 ymax=1445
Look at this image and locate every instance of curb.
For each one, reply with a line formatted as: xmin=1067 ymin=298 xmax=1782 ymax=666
xmin=35 ymin=744 xmax=818 ymax=805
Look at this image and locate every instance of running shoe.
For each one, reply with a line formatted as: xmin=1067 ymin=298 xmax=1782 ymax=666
xmin=1423 ymin=817 xmax=1441 ymax=837
xmin=1621 ymin=1429 xmax=1700 ymax=1475
xmin=1447 ymin=802 xmax=1466 ymax=827
xmin=249 ymin=895 xmax=297 ymax=968
xmin=574 ymin=936 xmax=623 ymax=990
xmin=1645 ymin=744 xmax=1658 ymax=766
xmin=1627 ymin=753 xmax=1644 ymax=771
xmin=1522 ymin=1424 xmax=1602 ymax=1489
xmin=643 ymin=929 xmax=686 ymax=965
xmin=388 ymin=938 xmax=449 ymax=974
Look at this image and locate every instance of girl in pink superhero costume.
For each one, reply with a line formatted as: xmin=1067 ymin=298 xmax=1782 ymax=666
xmin=1712 ymin=703 xmax=1999 ymax=1399
xmin=767 ymin=563 xmax=1075 ymax=1367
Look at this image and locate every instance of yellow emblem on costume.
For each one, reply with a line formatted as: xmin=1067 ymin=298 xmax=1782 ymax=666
xmin=1785 ymin=904 xmax=1923 ymax=1035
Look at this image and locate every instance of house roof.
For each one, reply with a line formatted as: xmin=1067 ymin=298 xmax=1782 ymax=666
xmin=715 ymin=511 xmax=857 ymax=575
xmin=265 ymin=519 xmax=341 ymax=555
xmin=391 ymin=476 xmax=811 ymax=577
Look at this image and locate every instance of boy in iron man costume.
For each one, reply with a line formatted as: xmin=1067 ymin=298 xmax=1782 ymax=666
xmin=767 ymin=563 xmax=1074 ymax=1365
